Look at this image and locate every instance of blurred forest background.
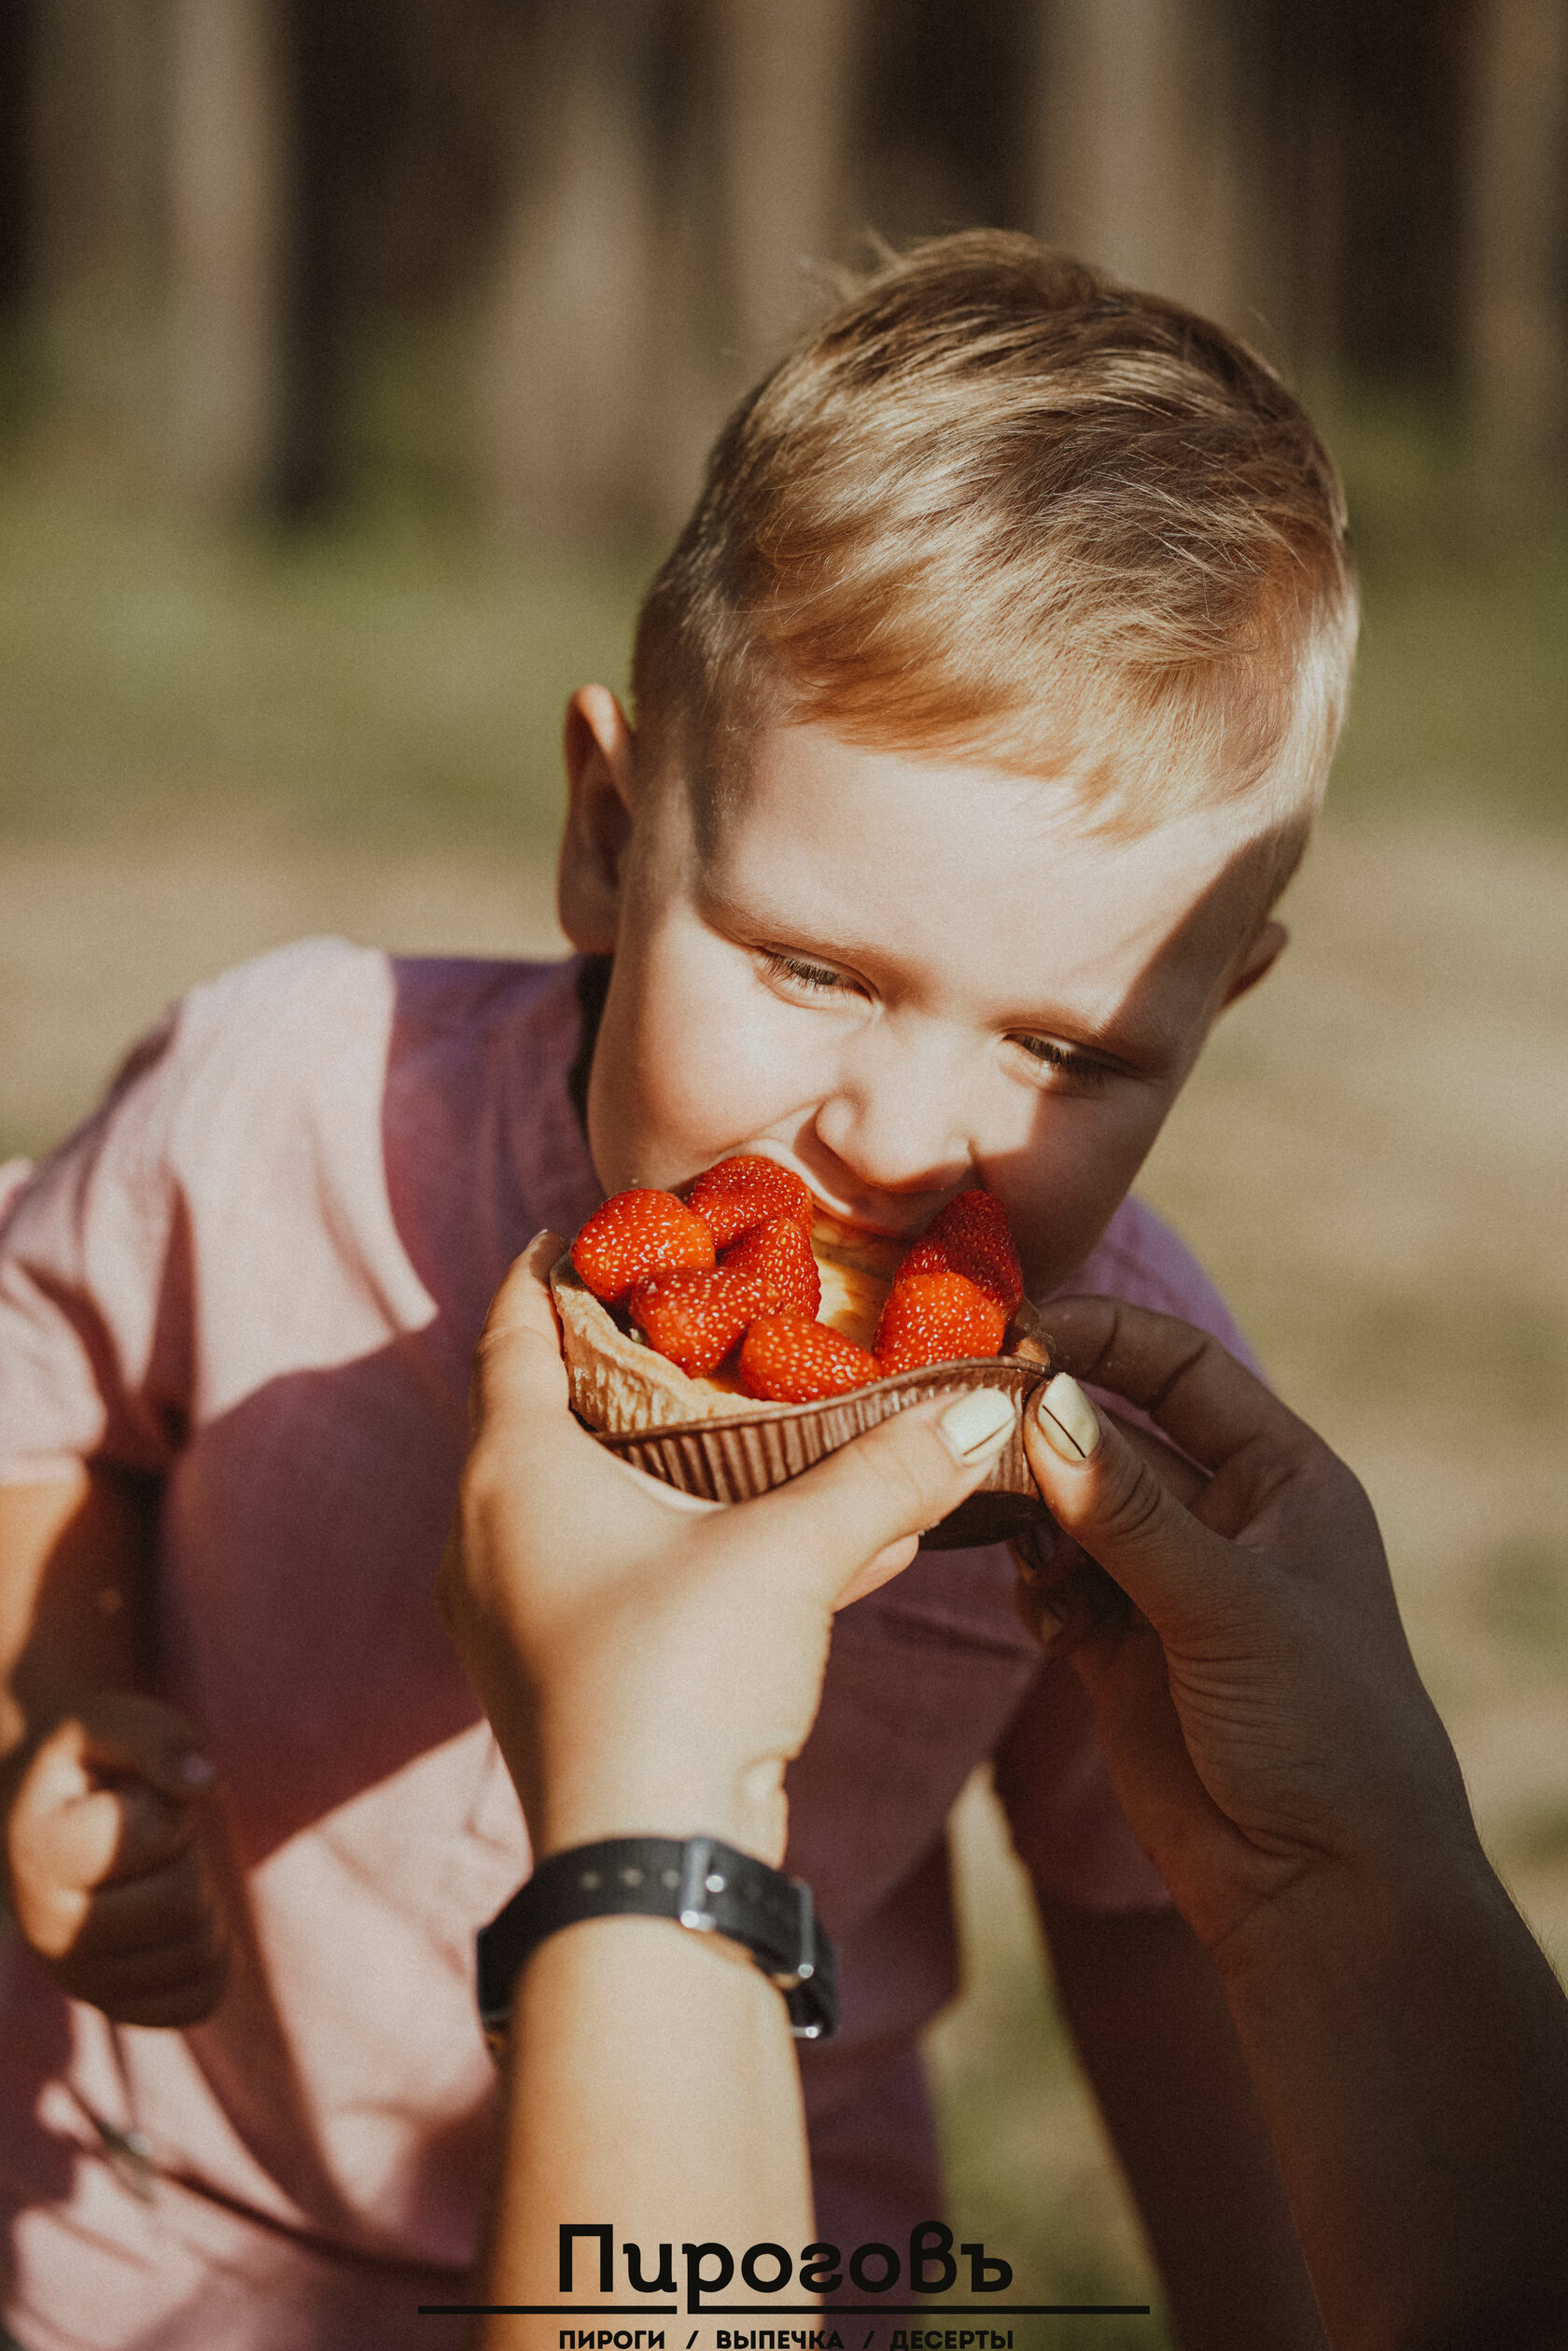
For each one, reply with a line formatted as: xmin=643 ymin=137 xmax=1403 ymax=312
xmin=1 ymin=3 xmax=1565 ymax=2340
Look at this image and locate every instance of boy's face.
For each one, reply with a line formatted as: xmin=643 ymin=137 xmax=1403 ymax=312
xmin=561 ymin=691 xmax=1285 ymax=1300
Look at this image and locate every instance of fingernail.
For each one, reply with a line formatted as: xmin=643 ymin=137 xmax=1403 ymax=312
xmin=1036 ymin=1374 xmax=1101 ymax=1463
xmin=939 ymin=1388 xmax=1017 ymax=1462
xmin=176 ymin=1752 xmax=217 ymax=1790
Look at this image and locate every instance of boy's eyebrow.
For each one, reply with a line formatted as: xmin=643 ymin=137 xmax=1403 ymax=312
xmin=699 ymin=883 xmax=1185 ymax=1071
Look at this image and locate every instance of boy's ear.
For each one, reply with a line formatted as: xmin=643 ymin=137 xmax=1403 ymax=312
xmin=1222 ymin=918 xmax=1288 ymax=1009
xmin=557 ymin=686 xmax=637 ymax=954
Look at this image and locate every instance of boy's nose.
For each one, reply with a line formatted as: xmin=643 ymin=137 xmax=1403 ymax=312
xmin=812 ymin=1026 xmax=975 ymax=1200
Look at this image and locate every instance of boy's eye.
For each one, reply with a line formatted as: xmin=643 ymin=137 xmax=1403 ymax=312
xmin=1010 ymin=1034 xmax=1108 ymax=1087
xmin=759 ymin=951 xmax=860 ymax=999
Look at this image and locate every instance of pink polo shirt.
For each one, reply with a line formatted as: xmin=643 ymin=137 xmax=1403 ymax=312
xmin=0 ymin=943 xmax=1255 ymax=2350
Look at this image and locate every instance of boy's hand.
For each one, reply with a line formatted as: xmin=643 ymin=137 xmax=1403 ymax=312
xmin=3 ymin=1690 xmax=231 ymax=2026
xmin=1017 ymin=1298 xmax=1480 ymax=1966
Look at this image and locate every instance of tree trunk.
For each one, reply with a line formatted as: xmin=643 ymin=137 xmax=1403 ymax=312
xmin=475 ymin=0 xmax=664 ymax=548
xmin=164 ymin=0 xmax=288 ymax=515
xmin=26 ymin=0 xmax=163 ymax=435
xmin=1465 ymin=0 xmax=1568 ymax=486
xmin=712 ymin=0 xmax=856 ymax=364
xmin=1030 ymin=0 xmax=1252 ymax=330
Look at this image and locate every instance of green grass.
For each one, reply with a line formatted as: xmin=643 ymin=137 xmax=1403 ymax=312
xmin=1321 ymin=389 xmax=1568 ymax=822
xmin=1332 ymin=534 xmax=1568 ymax=822
xmin=1211 ymin=1271 xmax=1568 ymax=1434
xmin=1476 ymin=1537 xmax=1568 ymax=1661
xmin=0 ymin=448 xmax=650 ymax=851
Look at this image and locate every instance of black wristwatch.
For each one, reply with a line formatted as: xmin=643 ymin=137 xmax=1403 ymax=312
xmin=476 ymin=1835 xmax=838 ymax=2050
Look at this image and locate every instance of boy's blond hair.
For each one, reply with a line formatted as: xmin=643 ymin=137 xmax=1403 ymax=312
xmin=632 ymin=231 xmax=1357 ymax=865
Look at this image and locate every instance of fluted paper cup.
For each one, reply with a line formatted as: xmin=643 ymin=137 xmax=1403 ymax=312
xmin=552 ymin=1253 xmax=1053 ymax=1548
xmin=595 ymin=1357 xmax=1052 ymax=1548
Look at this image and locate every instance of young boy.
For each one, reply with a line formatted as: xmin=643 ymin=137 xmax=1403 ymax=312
xmin=0 ymin=234 xmax=1355 ymax=2349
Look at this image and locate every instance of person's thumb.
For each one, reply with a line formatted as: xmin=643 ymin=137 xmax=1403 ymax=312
xmin=1020 ymin=1373 xmax=1237 ymax=1637
xmin=740 ymin=1386 xmax=1020 ymax=1604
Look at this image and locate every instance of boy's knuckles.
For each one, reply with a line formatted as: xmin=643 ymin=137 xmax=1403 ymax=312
xmin=10 ymin=1799 xmax=119 ymax=1896
xmin=104 ymin=1920 xmax=229 ymax=1989
xmin=81 ymin=1950 xmax=231 ymax=2027
xmin=16 ymin=1888 xmax=91 ymax=1960
xmin=70 ymin=1865 xmax=217 ymax=1957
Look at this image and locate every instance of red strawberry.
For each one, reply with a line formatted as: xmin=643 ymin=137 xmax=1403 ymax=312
xmin=899 ymin=1190 xmax=1023 ymax=1316
xmin=627 ymin=1267 xmax=751 ymax=1378
xmin=571 ymin=1188 xmax=716 ymax=1306
xmin=720 ymin=1216 xmax=821 ymax=1320
xmin=874 ymin=1270 xmax=1008 ymax=1376
xmin=684 ymin=1155 xmax=815 ymax=1248
xmin=738 ymin=1315 xmax=880 ymax=1405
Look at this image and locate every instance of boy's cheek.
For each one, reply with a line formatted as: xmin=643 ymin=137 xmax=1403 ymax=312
xmin=590 ymin=973 xmax=810 ymax=1194
xmin=997 ymin=1102 xmax=1169 ymax=1296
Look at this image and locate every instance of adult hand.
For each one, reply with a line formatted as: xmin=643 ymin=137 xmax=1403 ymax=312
xmin=1018 ymin=1300 xmax=1568 ymax=2351
xmin=2 ymin=1689 xmax=231 ymax=2025
xmin=1015 ymin=1296 xmax=1478 ymax=1963
xmin=439 ymin=1232 xmax=1018 ymax=1868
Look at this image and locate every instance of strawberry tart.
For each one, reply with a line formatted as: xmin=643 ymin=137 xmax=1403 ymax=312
xmin=552 ymin=1157 xmax=1045 ymax=1437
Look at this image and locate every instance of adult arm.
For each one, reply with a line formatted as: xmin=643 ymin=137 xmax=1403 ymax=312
xmin=1022 ymin=1301 xmax=1568 ymax=2351
xmin=440 ymin=1236 xmax=1023 ymax=2349
xmin=1043 ymin=1896 xmax=1327 ymax=2349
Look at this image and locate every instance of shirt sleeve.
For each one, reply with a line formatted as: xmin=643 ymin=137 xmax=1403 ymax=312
xmin=994 ymin=1653 xmax=1172 ymax=1912
xmin=0 ymin=1014 xmax=193 ymax=1484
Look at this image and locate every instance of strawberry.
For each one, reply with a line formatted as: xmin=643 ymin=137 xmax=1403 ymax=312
xmin=720 ymin=1216 xmax=821 ymax=1320
xmin=899 ymin=1190 xmax=1024 ymax=1316
xmin=738 ymin=1315 xmax=881 ymax=1405
xmin=684 ymin=1155 xmax=815 ymax=1248
xmin=571 ymin=1188 xmax=716 ymax=1306
xmin=874 ymin=1269 xmax=1008 ymax=1375
xmin=626 ymin=1267 xmax=751 ymax=1378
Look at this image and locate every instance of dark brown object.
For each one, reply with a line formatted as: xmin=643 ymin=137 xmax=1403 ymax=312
xmin=594 ymin=1353 xmax=1053 ymax=1549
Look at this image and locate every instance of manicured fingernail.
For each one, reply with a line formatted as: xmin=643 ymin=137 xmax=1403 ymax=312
xmin=176 ymin=1752 xmax=217 ymax=1789
xmin=940 ymin=1388 xmax=1017 ymax=1462
xmin=1036 ymin=1374 xmax=1101 ymax=1463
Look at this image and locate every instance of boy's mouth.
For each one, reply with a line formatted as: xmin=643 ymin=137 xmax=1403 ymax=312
xmin=736 ymin=1141 xmax=959 ymax=1242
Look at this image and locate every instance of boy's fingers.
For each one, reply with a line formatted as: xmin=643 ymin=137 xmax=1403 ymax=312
xmin=18 ymin=1702 xmax=217 ymax=1884
xmin=25 ymin=1778 xmax=195 ymax=1896
xmin=1035 ymin=1295 xmax=1307 ymax=1477
xmin=91 ymin=1962 xmax=231 ymax=2031
xmin=65 ymin=1933 xmax=232 ymax=2028
xmin=1013 ymin=1524 xmax=1131 ymax=1658
xmin=35 ymin=1693 xmax=217 ymax=1808
xmin=1021 ymin=1380 xmax=1241 ymax=1635
xmin=63 ymin=1848 xmax=223 ymax=1957
xmin=70 ymin=1915 xmax=227 ymax=1995
xmin=739 ymin=1390 xmax=1018 ymax=1596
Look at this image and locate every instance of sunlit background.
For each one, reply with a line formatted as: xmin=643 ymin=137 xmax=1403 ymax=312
xmin=2 ymin=4 xmax=1565 ymax=2339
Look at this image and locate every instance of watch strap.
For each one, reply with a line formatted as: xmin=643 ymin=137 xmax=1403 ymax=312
xmin=477 ymin=1834 xmax=838 ymax=2048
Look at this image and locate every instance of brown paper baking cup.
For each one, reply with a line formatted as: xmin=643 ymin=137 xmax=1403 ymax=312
xmin=595 ymin=1357 xmax=1053 ymax=1550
